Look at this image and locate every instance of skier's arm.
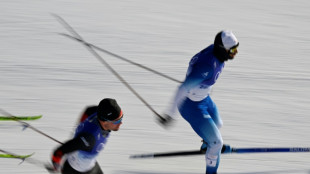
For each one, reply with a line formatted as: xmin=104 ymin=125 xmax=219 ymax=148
xmin=163 ymin=64 xmax=214 ymax=119
xmin=51 ymin=133 xmax=96 ymax=170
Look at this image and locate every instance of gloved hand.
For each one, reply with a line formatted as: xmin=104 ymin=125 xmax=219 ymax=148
xmin=48 ymin=150 xmax=63 ymax=172
xmin=157 ymin=114 xmax=174 ymax=128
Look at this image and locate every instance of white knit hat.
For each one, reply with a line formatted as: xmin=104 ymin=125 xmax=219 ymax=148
xmin=221 ymin=30 xmax=238 ymax=50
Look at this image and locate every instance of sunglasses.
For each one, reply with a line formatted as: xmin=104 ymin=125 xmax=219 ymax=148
xmin=229 ymin=46 xmax=238 ymax=54
xmin=229 ymin=43 xmax=239 ymax=54
xmin=103 ymin=116 xmax=123 ymax=125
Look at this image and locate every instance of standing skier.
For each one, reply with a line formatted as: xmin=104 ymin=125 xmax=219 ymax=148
xmin=159 ymin=30 xmax=239 ymax=174
xmin=47 ymin=98 xmax=123 ymax=174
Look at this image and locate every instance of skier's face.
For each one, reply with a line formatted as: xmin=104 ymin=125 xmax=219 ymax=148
xmin=228 ymin=45 xmax=238 ymax=59
xmin=99 ymin=115 xmax=123 ymax=131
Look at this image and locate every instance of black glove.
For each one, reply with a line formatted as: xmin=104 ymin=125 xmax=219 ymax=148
xmin=157 ymin=114 xmax=174 ymax=128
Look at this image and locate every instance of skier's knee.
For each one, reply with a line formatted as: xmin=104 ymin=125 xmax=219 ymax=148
xmin=209 ymin=138 xmax=223 ymax=152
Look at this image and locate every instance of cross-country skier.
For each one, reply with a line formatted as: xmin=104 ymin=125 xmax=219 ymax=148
xmin=47 ymin=98 xmax=123 ymax=174
xmin=159 ymin=30 xmax=239 ymax=174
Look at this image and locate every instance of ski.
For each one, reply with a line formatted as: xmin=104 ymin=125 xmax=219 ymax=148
xmin=0 ymin=149 xmax=34 ymax=160
xmin=0 ymin=153 xmax=34 ymax=159
xmin=130 ymin=145 xmax=310 ymax=159
xmin=0 ymin=149 xmax=55 ymax=172
xmin=0 ymin=115 xmax=42 ymax=121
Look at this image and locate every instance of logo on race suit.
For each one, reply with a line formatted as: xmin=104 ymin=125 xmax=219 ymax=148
xmin=96 ymin=143 xmax=104 ymax=152
xmin=201 ymin=69 xmax=222 ymax=85
xmin=206 ymin=154 xmax=218 ymax=167
xmin=203 ymin=114 xmax=211 ymax=119
xmin=80 ymin=136 xmax=90 ymax=147
xmin=202 ymin=72 xmax=209 ymax=78
xmin=190 ymin=56 xmax=199 ymax=65
xmin=214 ymin=71 xmax=221 ymax=82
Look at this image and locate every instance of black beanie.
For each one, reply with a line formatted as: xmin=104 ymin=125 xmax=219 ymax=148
xmin=97 ymin=98 xmax=122 ymax=121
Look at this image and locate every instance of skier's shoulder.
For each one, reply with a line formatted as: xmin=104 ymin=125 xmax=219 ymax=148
xmin=79 ymin=105 xmax=98 ymax=123
xmin=191 ymin=45 xmax=215 ymax=66
xmin=84 ymin=105 xmax=98 ymax=115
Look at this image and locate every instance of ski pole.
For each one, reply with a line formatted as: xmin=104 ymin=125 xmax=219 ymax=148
xmin=58 ymin=33 xmax=182 ymax=84
xmin=14 ymin=118 xmax=63 ymax=144
xmin=0 ymin=108 xmax=63 ymax=144
xmin=53 ymin=14 xmax=166 ymax=121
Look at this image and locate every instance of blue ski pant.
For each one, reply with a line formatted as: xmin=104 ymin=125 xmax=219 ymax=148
xmin=178 ymin=96 xmax=223 ymax=174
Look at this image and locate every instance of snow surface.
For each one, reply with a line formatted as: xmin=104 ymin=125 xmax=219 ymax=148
xmin=1 ymin=0 xmax=310 ymax=174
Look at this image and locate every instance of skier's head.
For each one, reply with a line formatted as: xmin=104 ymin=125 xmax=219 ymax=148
xmin=97 ymin=98 xmax=123 ymax=124
xmin=213 ymin=30 xmax=239 ymax=62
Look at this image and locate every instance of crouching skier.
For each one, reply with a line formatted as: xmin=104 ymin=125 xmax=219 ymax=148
xmin=47 ymin=98 xmax=124 ymax=174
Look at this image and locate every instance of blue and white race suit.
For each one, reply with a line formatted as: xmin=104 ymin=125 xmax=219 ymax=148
xmin=167 ymin=44 xmax=224 ymax=174
xmin=54 ymin=114 xmax=110 ymax=173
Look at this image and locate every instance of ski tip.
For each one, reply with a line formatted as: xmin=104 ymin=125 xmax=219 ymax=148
xmin=24 ymin=152 xmax=35 ymax=158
